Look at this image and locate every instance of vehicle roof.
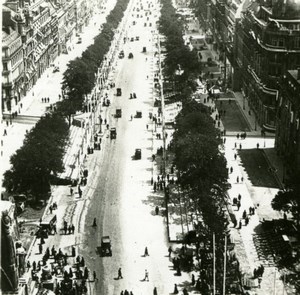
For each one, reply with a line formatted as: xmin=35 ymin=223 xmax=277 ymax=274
xmin=101 ymin=236 xmax=111 ymax=243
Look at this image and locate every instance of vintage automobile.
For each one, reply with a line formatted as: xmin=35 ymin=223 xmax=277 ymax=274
xmin=135 ymin=149 xmax=141 ymax=160
xmin=100 ymin=236 xmax=112 ymax=256
xmin=110 ymin=128 xmax=117 ymax=139
xmin=116 ymin=88 xmax=122 ymax=96
xmin=115 ymin=109 xmax=122 ymax=118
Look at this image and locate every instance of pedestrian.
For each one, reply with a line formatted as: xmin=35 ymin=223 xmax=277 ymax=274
xmin=155 ymin=206 xmax=159 ymax=215
xmin=253 ymin=268 xmax=257 ymax=279
xmin=237 ymin=133 xmax=240 ymax=139
xmin=70 ymin=187 xmax=73 ymax=196
xmin=93 ymin=271 xmax=97 ymax=281
xmin=191 ymin=273 xmax=195 ymax=285
xmin=117 ymin=268 xmax=123 ymax=279
xmin=238 ymin=220 xmax=242 ymax=229
xmin=239 ymin=143 xmax=242 ymax=149
xmin=144 ymin=247 xmax=149 ymax=256
xmin=257 ymin=143 xmax=260 ymax=149
xmin=230 ymin=166 xmax=233 ymax=173
xmin=93 ymin=218 xmax=97 ymax=227
xmin=168 ymin=246 xmax=172 ymax=257
xmin=233 ymin=219 xmax=237 ymax=228
xmin=71 ymin=224 xmax=75 ymax=234
xmin=146 ymin=124 xmax=148 ymax=130
xmin=26 ymin=260 xmax=31 ymax=270
xmin=153 ymin=287 xmax=158 ymax=295
xmin=241 ymin=176 xmax=244 ymax=182
xmin=68 ymin=225 xmax=72 ymax=234
xmin=234 ymin=153 xmax=237 ymax=160
xmin=234 ymin=142 xmax=237 ymax=148
xmin=4 ymin=129 xmax=7 ymax=136
xmin=120 ymin=292 xmax=124 ymax=295
xmin=237 ymin=176 xmax=239 ymax=183
xmin=242 ymin=210 xmax=247 ymax=219
xmin=144 ymin=269 xmax=149 ymax=281
xmin=53 ymin=224 xmax=57 ymax=234
xmin=49 ymin=205 xmax=53 ymax=214
xmin=39 ymin=243 xmax=43 ymax=254
xmin=245 ymin=216 xmax=250 ymax=225
xmin=173 ymin=283 xmax=179 ymax=294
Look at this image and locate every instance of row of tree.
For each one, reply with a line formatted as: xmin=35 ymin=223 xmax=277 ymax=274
xmin=158 ymin=0 xmax=233 ymax=291
xmin=3 ymin=114 xmax=69 ymax=199
xmin=159 ymin=0 xmax=200 ymax=95
xmin=3 ymin=0 xmax=131 ymax=200
xmin=58 ymin=0 xmax=130 ymax=125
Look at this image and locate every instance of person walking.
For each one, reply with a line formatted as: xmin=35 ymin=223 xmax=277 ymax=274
xmin=153 ymin=287 xmax=158 ymax=295
xmin=144 ymin=247 xmax=149 ymax=256
xmin=155 ymin=206 xmax=159 ymax=215
xmin=117 ymin=268 xmax=123 ymax=279
xmin=144 ymin=269 xmax=149 ymax=281
xmin=39 ymin=243 xmax=43 ymax=254
xmin=168 ymin=246 xmax=172 ymax=257
xmin=237 ymin=201 xmax=241 ymax=211
xmin=173 ymin=283 xmax=179 ymax=294
xmin=93 ymin=218 xmax=97 ymax=227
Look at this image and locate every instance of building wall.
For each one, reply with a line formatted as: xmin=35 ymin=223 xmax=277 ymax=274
xmin=276 ymin=70 xmax=300 ymax=175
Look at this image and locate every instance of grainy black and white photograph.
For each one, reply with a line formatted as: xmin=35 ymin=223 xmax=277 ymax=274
xmin=1 ymin=0 xmax=300 ymax=294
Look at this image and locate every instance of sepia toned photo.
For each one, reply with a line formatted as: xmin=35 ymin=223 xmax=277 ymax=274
xmin=1 ymin=0 xmax=299 ymax=294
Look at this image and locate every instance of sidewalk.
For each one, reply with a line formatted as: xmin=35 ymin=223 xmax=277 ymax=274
xmin=0 ymin=1 xmax=117 ymax=189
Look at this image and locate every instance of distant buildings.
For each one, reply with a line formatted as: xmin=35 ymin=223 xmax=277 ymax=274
xmin=1 ymin=0 xmax=98 ymax=114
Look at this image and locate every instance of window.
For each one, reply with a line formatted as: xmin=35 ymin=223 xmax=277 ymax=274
xmin=3 ymin=62 xmax=8 ymax=71
xmin=271 ymin=37 xmax=285 ymax=47
xmin=295 ymin=37 xmax=300 ymax=49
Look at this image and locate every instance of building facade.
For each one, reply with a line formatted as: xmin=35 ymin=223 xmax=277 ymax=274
xmin=238 ymin=0 xmax=300 ymax=132
xmin=276 ymin=69 xmax=300 ymax=175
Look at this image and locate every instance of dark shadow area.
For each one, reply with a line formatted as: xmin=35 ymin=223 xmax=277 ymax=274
xmin=215 ymin=100 xmax=251 ymax=132
xmin=238 ymin=149 xmax=280 ymax=188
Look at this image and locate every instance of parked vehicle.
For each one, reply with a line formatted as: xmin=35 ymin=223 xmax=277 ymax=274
xmin=116 ymin=109 xmax=122 ymax=118
xmin=110 ymin=128 xmax=117 ymax=139
xmin=100 ymin=236 xmax=112 ymax=256
xmin=116 ymin=88 xmax=122 ymax=96
xmin=128 ymin=52 xmax=134 ymax=59
xmin=135 ymin=111 xmax=142 ymax=118
xmin=77 ymin=37 xmax=82 ymax=44
xmin=142 ymin=47 xmax=147 ymax=53
xmin=135 ymin=149 xmax=141 ymax=160
xmin=118 ymin=50 xmax=124 ymax=59
xmin=39 ymin=214 xmax=57 ymax=235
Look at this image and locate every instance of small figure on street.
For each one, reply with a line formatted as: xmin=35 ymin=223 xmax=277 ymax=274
xmin=233 ymin=219 xmax=237 ymax=228
xmin=39 ymin=243 xmax=43 ymax=254
xmin=191 ymin=273 xmax=195 ymax=285
xmin=242 ymin=210 xmax=247 ymax=219
xmin=117 ymin=268 xmax=123 ymax=279
xmin=93 ymin=218 xmax=97 ymax=227
xmin=183 ymin=288 xmax=188 ymax=295
xmin=144 ymin=269 xmax=149 ymax=281
xmin=70 ymin=187 xmax=73 ymax=196
xmin=144 ymin=247 xmax=149 ymax=256
xmin=241 ymin=176 xmax=244 ymax=182
xmin=93 ymin=271 xmax=97 ymax=281
xmin=168 ymin=246 xmax=172 ymax=257
xmin=234 ymin=153 xmax=237 ymax=160
xmin=245 ymin=216 xmax=249 ymax=226
xmin=71 ymin=224 xmax=75 ymax=234
xmin=230 ymin=167 xmax=233 ymax=174
xmin=237 ymin=176 xmax=239 ymax=183
xmin=155 ymin=206 xmax=159 ymax=215
xmin=146 ymin=124 xmax=148 ymax=130
xmin=49 ymin=205 xmax=53 ymax=214
xmin=153 ymin=287 xmax=158 ymax=295
xmin=257 ymin=143 xmax=260 ymax=149
xmin=239 ymin=143 xmax=242 ymax=149
xmin=173 ymin=283 xmax=179 ymax=294
xmin=238 ymin=219 xmax=242 ymax=229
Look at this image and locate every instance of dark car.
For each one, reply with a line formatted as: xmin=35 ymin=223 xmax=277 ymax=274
xmin=128 ymin=53 xmax=134 ymax=59
xmin=135 ymin=149 xmax=141 ymax=160
xmin=101 ymin=236 xmax=112 ymax=256
xmin=116 ymin=88 xmax=122 ymax=96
